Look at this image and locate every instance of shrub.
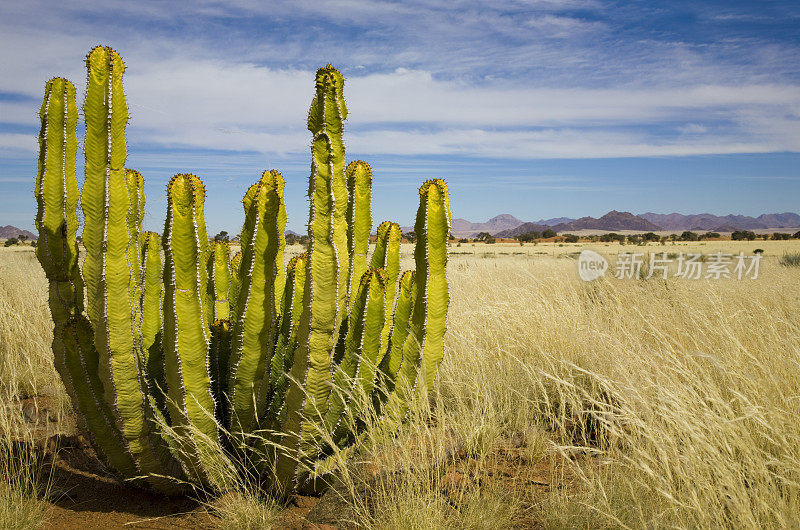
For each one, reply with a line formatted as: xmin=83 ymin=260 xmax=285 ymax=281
xmin=779 ymin=252 xmax=800 ymax=267
xmin=599 ymin=233 xmax=624 ymax=243
xmin=516 ymin=232 xmax=540 ymax=243
xmin=731 ymin=230 xmax=756 ymax=241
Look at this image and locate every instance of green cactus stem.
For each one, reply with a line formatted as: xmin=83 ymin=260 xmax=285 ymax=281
xmin=209 ymin=241 xmax=232 ymax=321
xmin=125 ymin=169 xmax=145 ymax=362
xmin=162 ymin=173 xmax=219 ymax=484
xmin=34 ymin=76 xmax=83 ymax=417
xmin=369 ymin=180 xmax=451 ymax=437
xmin=61 ymin=316 xmax=140 ymax=478
xmin=275 ymin=65 xmax=349 ymax=491
xmin=376 ymin=269 xmax=415 ymax=398
xmin=413 ymin=179 xmax=451 ymax=394
xmin=345 ymin=160 xmax=373 ymax=307
xmin=209 ymin=319 xmax=232 ymax=427
xmin=370 ymin=221 xmax=403 ymax=362
xmin=80 ymin=46 xmax=174 ymax=487
xmin=325 ymin=268 xmax=387 ymax=444
xmin=229 ymin=170 xmax=286 ymax=435
xmin=141 ymin=231 xmax=166 ymax=411
xmin=256 ymin=253 xmax=308 ymax=472
xmin=265 ymin=253 xmax=308 ymax=430
xmin=228 ymin=250 xmax=243 ymax=332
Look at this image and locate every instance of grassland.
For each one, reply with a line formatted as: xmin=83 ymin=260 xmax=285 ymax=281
xmin=1 ymin=241 xmax=799 ymax=528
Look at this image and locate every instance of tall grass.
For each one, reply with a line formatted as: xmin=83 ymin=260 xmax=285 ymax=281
xmin=0 ymin=249 xmax=61 ymax=530
xmin=780 ymin=251 xmax=800 ymax=267
xmin=1 ymin=244 xmax=799 ymax=528
xmin=0 ymin=404 xmax=55 ymax=530
xmin=0 ymin=249 xmax=64 ymax=401
xmin=419 ymin=256 xmax=800 ymax=528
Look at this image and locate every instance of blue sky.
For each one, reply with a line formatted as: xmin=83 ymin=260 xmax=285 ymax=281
xmin=1 ymin=0 xmax=799 ymax=233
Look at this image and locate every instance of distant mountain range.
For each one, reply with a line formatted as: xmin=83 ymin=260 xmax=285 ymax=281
xmin=449 ymin=214 xmax=577 ymax=237
xmin=494 ymin=211 xmax=661 ymax=238
xmin=448 ymin=211 xmax=800 ymax=238
xmin=451 ymin=214 xmax=524 ymax=237
xmin=0 ymin=225 xmax=36 ymax=240
xmin=7 ymin=210 xmax=800 ymax=243
xmin=637 ymin=212 xmax=800 ymax=231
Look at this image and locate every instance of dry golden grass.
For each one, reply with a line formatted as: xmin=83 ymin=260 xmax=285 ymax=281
xmin=0 ymin=248 xmax=64 ymax=530
xmin=1 ymin=241 xmax=799 ymax=528
xmin=437 ymin=250 xmax=800 ymax=528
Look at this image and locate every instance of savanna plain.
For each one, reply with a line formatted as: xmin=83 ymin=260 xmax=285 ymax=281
xmin=2 ymin=240 xmax=800 ymax=529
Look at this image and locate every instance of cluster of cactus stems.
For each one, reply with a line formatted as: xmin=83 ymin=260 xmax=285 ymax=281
xmin=34 ymin=46 xmax=451 ymax=497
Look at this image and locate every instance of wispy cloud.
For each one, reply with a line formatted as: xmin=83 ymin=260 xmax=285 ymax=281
xmin=2 ymin=0 xmax=799 ymax=229
xmin=2 ymin=60 xmax=797 ymax=158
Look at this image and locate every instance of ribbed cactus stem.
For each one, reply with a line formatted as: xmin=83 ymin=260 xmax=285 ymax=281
xmin=326 ymin=268 xmax=387 ymax=443
xmin=34 ymin=77 xmax=83 ymax=415
xmin=80 ymin=46 xmax=169 ymax=486
xmin=209 ymin=241 xmax=232 ymax=321
xmin=141 ymin=231 xmax=165 ymax=410
xmin=377 ymin=269 xmax=415 ymax=397
xmin=256 ymin=253 xmax=308 ymax=471
xmin=61 ymin=316 xmax=139 ymax=478
xmin=229 ymin=170 xmax=286 ymax=434
xmin=229 ymin=251 xmax=242 ymax=324
xmin=125 ymin=169 xmax=145 ymax=362
xmin=209 ymin=319 xmax=231 ymax=427
xmin=162 ymin=173 xmax=219 ymax=484
xmin=265 ymin=253 xmax=307 ymax=429
xmin=35 ymin=77 xmax=80 ymax=284
xmin=345 ymin=160 xmax=373 ymax=307
xmin=370 ymin=221 xmax=403 ymax=368
xmin=373 ymin=179 xmax=451 ymax=431
xmin=276 ymin=65 xmax=349 ymax=491
xmin=195 ymin=186 xmax=213 ymax=330
xmin=230 ymin=183 xmax=258 ymax=331
xmin=413 ymin=179 xmax=451 ymax=393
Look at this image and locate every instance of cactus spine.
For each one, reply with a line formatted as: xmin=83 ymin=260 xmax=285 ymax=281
xmin=35 ymin=48 xmax=451 ymax=498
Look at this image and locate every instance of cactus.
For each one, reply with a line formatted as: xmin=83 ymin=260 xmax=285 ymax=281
xmin=34 ymin=48 xmax=451 ymax=497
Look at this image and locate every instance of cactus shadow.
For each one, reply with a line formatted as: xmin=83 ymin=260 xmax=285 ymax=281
xmin=42 ymin=434 xmax=211 ymax=525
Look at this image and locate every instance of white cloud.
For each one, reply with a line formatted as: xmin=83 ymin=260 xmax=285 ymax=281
xmin=1 ymin=1 xmax=799 ymax=160
xmin=679 ymin=123 xmax=709 ymax=134
xmin=346 ymin=128 xmax=781 ymax=158
xmin=0 ymin=133 xmax=37 ymax=152
xmin=3 ymin=57 xmax=798 ymax=158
